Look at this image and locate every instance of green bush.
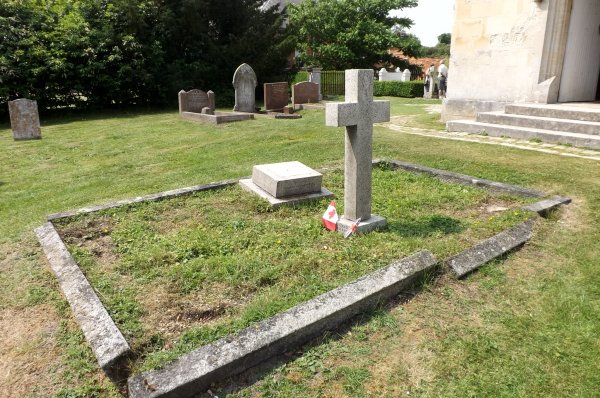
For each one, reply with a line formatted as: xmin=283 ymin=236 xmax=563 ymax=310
xmin=374 ymin=81 xmax=424 ymax=98
xmin=291 ymin=71 xmax=309 ymax=84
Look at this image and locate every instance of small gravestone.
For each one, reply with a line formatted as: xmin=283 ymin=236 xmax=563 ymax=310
xmin=292 ymin=82 xmax=320 ymax=106
xmin=326 ymin=69 xmax=390 ymax=235
xmin=178 ymin=89 xmax=215 ymax=114
xmin=8 ymin=99 xmax=42 ymax=140
xmin=264 ymin=82 xmax=289 ymax=111
xmin=233 ymin=63 xmax=257 ymax=113
xmin=240 ymin=161 xmax=333 ymax=207
xmin=309 ymin=67 xmax=322 ymax=101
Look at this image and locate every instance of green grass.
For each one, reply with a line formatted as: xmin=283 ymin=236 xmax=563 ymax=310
xmin=1 ymin=97 xmax=599 ymax=397
xmin=53 ymin=166 xmax=533 ymax=373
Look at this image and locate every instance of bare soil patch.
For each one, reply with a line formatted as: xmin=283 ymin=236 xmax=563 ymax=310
xmin=0 ymin=305 xmax=62 ymax=398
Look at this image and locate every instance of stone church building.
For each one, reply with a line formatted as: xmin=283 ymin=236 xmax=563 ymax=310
xmin=444 ymin=0 xmax=600 ymax=120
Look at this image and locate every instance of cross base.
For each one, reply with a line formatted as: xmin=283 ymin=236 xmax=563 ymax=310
xmin=336 ymin=215 xmax=387 ymax=236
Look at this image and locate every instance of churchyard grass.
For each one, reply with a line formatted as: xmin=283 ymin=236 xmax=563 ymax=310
xmin=1 ymin=97 xmax=598 ymax=397
xmin=53 ymin=166 xmax=533 ymax=374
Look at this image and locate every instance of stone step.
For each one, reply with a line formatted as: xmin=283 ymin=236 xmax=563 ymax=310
xmin=446 ymin=120 xmax=600 ymax=149
xmin=506 ymin=103 xmax=600 ymax=122
xmin=477 ymin=111 xmax=600 ymax=136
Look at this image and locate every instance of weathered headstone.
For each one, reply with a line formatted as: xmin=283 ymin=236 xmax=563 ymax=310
xmin=178 ymin=89 xmax=215 ymax=114
xmin=233 ymin=63 xmax=257 ymax=113
xmin=326 ymin=69 xmax=390 ymax=234
xmin=292 ymin=82 xmax=320 ymax=106
xmin=8 ymin=99 xmax=42 ymax=140
xmin=264 ymin=82 xmax=289 ymax=111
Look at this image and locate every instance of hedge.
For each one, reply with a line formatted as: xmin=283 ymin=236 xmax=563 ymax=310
xmin=374 ymin=80 xmax=424 ymax=98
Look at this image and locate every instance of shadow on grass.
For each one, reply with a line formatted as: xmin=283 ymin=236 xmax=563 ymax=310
xmin=201 ymin=268 xmax=441 ymax=398
xmin=37 ymin=105 xmax=179 ymax=127
xmin=388 ymin=214 xmax=465 ymax=237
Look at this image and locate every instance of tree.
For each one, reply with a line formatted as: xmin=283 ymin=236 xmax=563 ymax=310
xmin=0 ymin=0 xmax=294 ymax=117
xmin=437 ymin=33 xmax=451 ymax=45
xmin=287 ymin=0 xmax=418 ymax=70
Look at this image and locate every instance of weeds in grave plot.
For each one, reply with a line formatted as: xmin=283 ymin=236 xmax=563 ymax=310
xmin=53 ymin=165 xmax=536 ymax=374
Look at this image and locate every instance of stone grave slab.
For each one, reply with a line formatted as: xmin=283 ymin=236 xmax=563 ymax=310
xmin=239 ymin=161 xmax=333 ymax=207
xmin=8 ymin=98 xmax=42 ymax=140
xmin=292 ymin=81 xmax=320 ymax=106
xmin=264 ymin=82 xmax=289 ymax=111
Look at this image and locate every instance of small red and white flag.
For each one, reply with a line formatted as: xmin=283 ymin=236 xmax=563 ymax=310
xmin=322 ymin=200 xmax=339 ymax=231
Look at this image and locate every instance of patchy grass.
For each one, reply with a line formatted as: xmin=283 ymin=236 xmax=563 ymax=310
xmin=1 ymin=97 xmax=599 ymax=397
xmin=54 ymin=166 xmax=533 ymax=373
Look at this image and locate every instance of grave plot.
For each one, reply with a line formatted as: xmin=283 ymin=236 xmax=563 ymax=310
xmin=49 ymin=165 xmax=538 ymax=381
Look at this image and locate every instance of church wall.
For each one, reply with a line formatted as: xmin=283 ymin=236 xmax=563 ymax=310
xmin=443 ymin=0 xmax=550 ymax=121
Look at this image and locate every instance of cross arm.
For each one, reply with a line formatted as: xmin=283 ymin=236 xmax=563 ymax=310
xmin=325 ymin=102 xmax=359 ymax=127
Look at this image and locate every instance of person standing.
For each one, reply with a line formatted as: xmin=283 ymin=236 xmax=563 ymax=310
xmin=438 ymin=61 xmax=449 ymax=98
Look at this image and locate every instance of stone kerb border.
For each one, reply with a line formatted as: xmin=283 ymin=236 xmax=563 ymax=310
xmin=128 ymin=251 xmax=437 ymax=397
xmin=35 ymin=160 xmax=572 ymax=394
xmin=35 ymin=222 xmax=132 ymax=380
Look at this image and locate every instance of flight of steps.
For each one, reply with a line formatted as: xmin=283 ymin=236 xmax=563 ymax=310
xmin=446 ymin=103 xmax=600 ymax=149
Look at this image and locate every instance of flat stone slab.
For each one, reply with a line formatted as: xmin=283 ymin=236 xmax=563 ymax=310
xmin=35 ymin=222 xmax=131 ymax=379
xmin=252 ymin=161 xmax=323 ymax=198
xmin=47 ymin=180 xmax=236 ymax=221
xmin=336 ymin=215 xmax=387 ymax=236
xmin=239 ymin=178 xmax=333 ymax=208
xmin=522 ymin=196 xmax=572 ymax=216
xmin=448 ymin=220 xmax=534 ymax=278
xmin=127 ymin=250 xmax=437 ymax=398
xmin=181 ymin=111 xmax=253 ymax=124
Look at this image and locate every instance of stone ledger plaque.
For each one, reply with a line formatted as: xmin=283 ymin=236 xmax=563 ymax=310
xmin=8 ymin=99 xmax=42 ymax=140
xmin=253 ymin=161 xmax=322 ymax=198
xmin=264 ymin=82 xmax=289 ymax=111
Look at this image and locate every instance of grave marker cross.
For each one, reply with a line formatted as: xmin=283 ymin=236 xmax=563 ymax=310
xmin=326 ymin=69 xmax=390 ymax=223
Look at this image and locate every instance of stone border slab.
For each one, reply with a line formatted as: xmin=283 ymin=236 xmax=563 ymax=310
xmin=382 ymin=160 xmax=545 ymax=198
xmin=522 ymin=196 xmax=572 ymax=216
xmin=127 ymin=250 xmax=437 ymax=398
xmin=239 ymin=178 xmax=334 ymax=208
xmin=448 ymin=220 xmax=534 ymax=278
xmin=47 ymin=180 xmax=237 ymax=221
xmin=35 ymin=222 xmax=132 ymax=379
xmin=181 ymin=111 xmax=254 ymax=125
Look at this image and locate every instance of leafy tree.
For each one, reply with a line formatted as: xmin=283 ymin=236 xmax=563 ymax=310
xmin=1 ymin=0 xmax=293 ymax=117
xmin=437 ymin=32 xmax=451 ymax=45
xmin=287 ymin=0 xmax=418 ymax=70
xmin=420 ymin=33 xmax=451 ymax=57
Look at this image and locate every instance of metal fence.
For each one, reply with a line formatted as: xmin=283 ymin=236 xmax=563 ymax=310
xmin=321 ymin=70 xmax=345 ymax=96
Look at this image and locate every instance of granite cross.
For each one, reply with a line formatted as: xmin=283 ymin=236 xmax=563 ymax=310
xmin=326 ymin=69 xmax=390 ymax=233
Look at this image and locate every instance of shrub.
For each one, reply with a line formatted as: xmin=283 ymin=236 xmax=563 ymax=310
xmin=374 ymin=81 xmax=424 ymax=98
xmin=291 ymin=71 xmax=309 ymax=84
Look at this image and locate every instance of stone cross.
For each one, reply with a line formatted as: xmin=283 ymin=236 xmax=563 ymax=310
xmin=326 ymin=69 xmax=390 ymax=233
